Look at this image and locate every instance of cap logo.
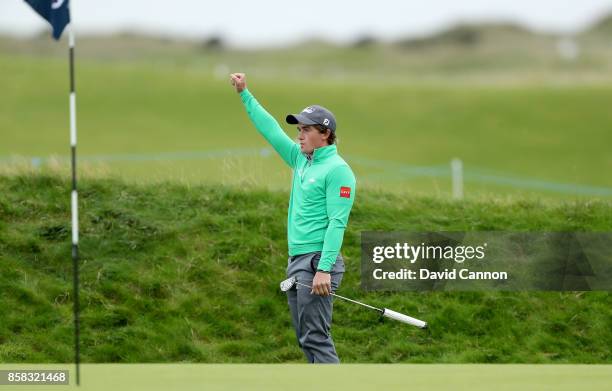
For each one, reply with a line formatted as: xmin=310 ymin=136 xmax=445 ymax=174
xmin=302 ymin=106 xmax=315 ymax=114
xmin=323 ymin=118 xmax=330 ymax=126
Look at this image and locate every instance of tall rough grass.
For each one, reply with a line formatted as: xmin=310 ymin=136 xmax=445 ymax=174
xmin=1 ymin=174 xmax=610 ymax=363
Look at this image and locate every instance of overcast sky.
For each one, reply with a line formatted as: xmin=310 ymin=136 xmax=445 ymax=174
xmin=1 ymin=0 xmax=611 ymax=47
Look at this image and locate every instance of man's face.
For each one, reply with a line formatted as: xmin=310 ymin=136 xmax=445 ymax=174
xmin=296 ymin=124 xmax=329 ymax=154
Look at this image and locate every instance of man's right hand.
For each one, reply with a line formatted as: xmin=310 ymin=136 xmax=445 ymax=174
xmin=230 ymin=73 xmax=246 ymax=93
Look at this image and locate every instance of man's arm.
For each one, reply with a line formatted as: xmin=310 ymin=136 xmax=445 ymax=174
xmin=231 ymin=73 xmax=299 ymax=168
xmin=311 ymin=164 xmax=356 ymax=296
xmin=319 ymin=165 xmax=356 ymax=271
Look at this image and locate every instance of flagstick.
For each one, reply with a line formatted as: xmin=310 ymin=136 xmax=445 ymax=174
xmin=68 ymin=23 xmax=81 ymax=387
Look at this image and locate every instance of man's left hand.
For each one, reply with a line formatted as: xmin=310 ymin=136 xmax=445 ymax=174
xmin=311 ymin=272 xmax=332 ymax=296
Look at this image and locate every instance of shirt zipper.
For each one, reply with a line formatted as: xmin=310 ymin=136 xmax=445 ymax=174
xmin=301 ymin=154 xmax=313 ymax=182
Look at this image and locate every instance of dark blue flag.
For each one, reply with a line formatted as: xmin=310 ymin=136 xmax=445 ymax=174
xmin=24 ymin=0 xmax=70 ymax=40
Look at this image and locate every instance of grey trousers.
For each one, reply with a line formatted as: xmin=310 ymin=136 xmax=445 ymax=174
xmin=286 ymin=251 xmax=345 ymax=363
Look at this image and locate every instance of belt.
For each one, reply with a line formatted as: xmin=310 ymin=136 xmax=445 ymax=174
xmin=290 ymin=251 xmax=321 ymax=263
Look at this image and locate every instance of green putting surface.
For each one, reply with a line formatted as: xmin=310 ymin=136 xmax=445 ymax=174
xmin=1 ymin=364 xmax=611 ymax=390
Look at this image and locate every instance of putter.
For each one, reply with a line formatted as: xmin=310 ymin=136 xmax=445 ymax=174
xmin=280 ymin=276 xmax=428 ymax=329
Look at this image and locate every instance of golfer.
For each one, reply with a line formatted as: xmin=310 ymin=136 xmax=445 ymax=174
xmin=231 ymin=73 xmax=356 ymax=363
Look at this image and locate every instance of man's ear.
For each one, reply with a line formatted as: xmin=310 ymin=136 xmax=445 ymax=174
xmin=323 ymin=129 xmax=331 ymax=141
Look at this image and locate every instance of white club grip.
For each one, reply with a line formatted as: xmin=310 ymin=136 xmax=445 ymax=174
xmin=383 ymin=308 xmax=427 ymax=329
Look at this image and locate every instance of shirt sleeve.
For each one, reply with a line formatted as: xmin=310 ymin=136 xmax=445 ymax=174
xmin=319 ymin=164 xmax=356 ymax=271
xmin=239 ymin=88 xmax=300 ymax=168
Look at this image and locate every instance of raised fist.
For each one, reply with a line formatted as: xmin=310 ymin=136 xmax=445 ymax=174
xmin=230 ymin=73 xmax=246 ymax=93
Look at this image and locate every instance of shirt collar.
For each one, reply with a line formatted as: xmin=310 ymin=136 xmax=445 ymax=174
xmin=307 ymin=144 xmax=337 ymax=163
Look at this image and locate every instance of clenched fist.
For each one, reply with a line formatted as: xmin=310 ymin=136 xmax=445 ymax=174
xmin=311 ymin=271 xmax=332 ymax=296
xmin=230 ymin=73 xmax=246 ymax=93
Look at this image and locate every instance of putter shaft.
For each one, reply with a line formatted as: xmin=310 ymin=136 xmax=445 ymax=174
xmin=291 ymin=279 xmax=428 ymax=328
xmin=295 ymin=281 xmax=382 ymax=313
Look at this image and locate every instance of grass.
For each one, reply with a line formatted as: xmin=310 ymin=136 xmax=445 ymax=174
xmin=1 ymin=174 xmax=611 ymax=363
xmin=1 ymin=364 xmax=612 ymax=390
xmin=0 ymin=50 xmax=611 ymax=199
xmin=1 ymin=32 xmax=611 ymax=367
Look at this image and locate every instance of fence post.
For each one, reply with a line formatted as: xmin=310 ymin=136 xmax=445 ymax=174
xmin=451 ymin=158 xmax=463 ymax=200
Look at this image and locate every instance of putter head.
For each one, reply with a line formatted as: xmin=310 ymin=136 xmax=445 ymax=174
xmin=280 ymin=276 xmax=297 ymax=292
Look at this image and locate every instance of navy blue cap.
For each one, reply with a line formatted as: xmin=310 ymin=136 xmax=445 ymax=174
xmin=286 ymin=105 xmax=337 ymax=133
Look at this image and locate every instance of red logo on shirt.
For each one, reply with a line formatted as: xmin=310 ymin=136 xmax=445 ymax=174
xmin=340 ymin=186 xmax=351 ymax=198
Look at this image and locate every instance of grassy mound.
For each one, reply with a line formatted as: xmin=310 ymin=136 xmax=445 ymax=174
xmin=0 ymin=174 xmax=610 ymax=363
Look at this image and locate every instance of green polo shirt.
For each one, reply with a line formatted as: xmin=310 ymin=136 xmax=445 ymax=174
xmin=240 ymin=89 xmax=356 ymax=271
